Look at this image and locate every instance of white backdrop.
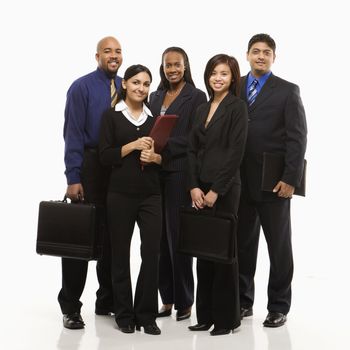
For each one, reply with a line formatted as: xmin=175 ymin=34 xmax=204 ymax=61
xmin=0 ymin=0 xmax=349 ymax=348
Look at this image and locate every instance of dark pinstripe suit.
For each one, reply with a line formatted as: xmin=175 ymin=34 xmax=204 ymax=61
xmin=237 ymin=73 xmax=307 ymax=315
xmin=150 ymin=83 xmax=207 ymax=310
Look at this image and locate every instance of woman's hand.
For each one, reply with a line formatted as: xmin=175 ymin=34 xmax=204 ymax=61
xmin=190 ymin=188 xmax=205 ymax=209
xmin=133 ymin=136 xmax=153 ymax=151
xmin=203 ymin=190 xmax=218 ymax=208
xmin=121 ymin=137 xmax=152 ymax=158
xmin=140 ymin=140 xmax=162 ymax=164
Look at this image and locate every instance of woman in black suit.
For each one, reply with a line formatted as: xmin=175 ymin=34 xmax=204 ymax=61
xmin=149 ymin=47 xmax=207 ymax=321
xmin=187 ymin=54 xmax=248 ymax=335
xmin=99 ymin=65 xmax=162 ymax=335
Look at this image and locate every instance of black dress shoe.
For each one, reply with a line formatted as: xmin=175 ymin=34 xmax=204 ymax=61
xmin=210 ymin=328 xmax=232 ymax=336
xmin=118 ymin=325 xmax=135 ymax=333
xmin=263 ymin=312 xmax=287 ymax=328
xmin=63 ymin=312 xmax=85 ymax=329
xmin=136 ymin=323 xmax=161 ymax=335
xmin=157 ymin=305 xmax=172 ymax=317
xmin=188 ymin=323 xmax=212 ymax=331
xmin=240 ymin=307 xmax=253 ymax=319
xmin=176 ymin=308 xmax=191 ymax=321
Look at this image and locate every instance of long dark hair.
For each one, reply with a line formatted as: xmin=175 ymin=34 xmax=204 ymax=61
xmin=157 ymin=47 xmax=195 ymax=90
xmin=204 ymin=54 xmax=241 ymax=99
xmin=116 ymin=64 xmax=152 ymax=104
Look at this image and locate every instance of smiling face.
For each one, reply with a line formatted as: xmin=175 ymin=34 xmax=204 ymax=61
xmin=163 ymin=51 xmax=185 ymax=85
xmin=95 ymin=37 xmax=123 ymax=77
xmin=209 ymin=63 xmax=233 ymax=96
xmin=247 ymin=41 xmax=275 ymax=77
xmin=123 ymin=72 xmax=151 ymax=105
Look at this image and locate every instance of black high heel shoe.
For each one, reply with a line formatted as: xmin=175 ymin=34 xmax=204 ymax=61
xmin=136 ymin=323 xmax=161 ymax=335
xmin=118 ymin=325 xmax=135 ymax=333
xmin=188 ymin=323 xmax=212 ymax=331
xmin=210 ymin=327 xmax=233 ymax=336
xmin=157 ymin=305 xmax=172 ymax=317
xmin=176 ymin=307 xmax=191 ymax=321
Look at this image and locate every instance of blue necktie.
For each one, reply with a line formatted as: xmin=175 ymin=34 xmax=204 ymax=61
xmin=247 ymin=79 xmax=258 ymax=106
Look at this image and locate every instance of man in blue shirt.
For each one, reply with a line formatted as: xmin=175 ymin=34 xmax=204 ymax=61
xmin=238 ymin=34 xmax=307 ymax=328
xmin=59 ymin=36 xmax=123 ymax=329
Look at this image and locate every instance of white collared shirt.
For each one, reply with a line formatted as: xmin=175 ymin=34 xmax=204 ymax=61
xmin=115 ymin=100 xmax=153 ymax=126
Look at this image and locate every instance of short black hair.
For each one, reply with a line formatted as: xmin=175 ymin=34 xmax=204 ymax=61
xmin=248 ymin=33 xmax=276 ymax=53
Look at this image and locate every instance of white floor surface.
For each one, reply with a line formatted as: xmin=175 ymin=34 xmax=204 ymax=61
xmin=1 ymin=222 xmax=348 ymax=350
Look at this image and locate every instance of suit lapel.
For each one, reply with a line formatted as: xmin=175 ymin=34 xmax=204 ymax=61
xmin=240 ymin=76 xmax=248 ymax=103
xmin=248 ymin=74 xmax=276 ymax=113
xmin=150 ymin=89 xmax=166 ymax=116
xmin=197 ymin=101 xmax=211 ymax=126
xmin=151 ymin=83 xmax=194 ymax=116
xmin=206 ymin=93 xmax=236 ymax=130
xmin=165 ymin=83 xmax=193 ymax=115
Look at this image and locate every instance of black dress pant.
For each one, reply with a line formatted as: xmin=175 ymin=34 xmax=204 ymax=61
xmin=159 ymin=171 xmax=194 ymax=310
xmin=195 ymin=183 xmax=241 ymax=329
xmin=237 ymin=192 xmax=293 ymax=315
xmin=107 ymin=192 xmax=162 ymax=327
xmin=58 ymin=149 xmax=113 ymax=315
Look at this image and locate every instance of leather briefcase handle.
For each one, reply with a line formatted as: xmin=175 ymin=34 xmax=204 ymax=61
xmin=63 ymin=195 xmax=87 ymax=204
xmin=181 ymin=206 xmax=236 ymax=221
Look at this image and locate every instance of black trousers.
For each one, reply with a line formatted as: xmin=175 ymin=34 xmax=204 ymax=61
xmin=107 ymin=192 xmax=162 ymax=327
xmin=58 ymin=149 xmax=113 ymax=315
xmin=195 ymin=183 xmax=241 ymax=329
xmin=159 ymin=171 xmax=194 ymax=310
xmin=237 ymin=192 xmax=293 ymax=315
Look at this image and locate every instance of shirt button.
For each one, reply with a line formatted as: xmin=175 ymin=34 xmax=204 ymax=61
xmin=136 ymin=127 xmax=140 ymax=131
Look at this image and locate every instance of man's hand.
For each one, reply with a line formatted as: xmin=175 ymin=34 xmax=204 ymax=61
xmin=66 ymin=183 xmax=84 ymax=202
xmin=273 ymin=181 xmax=294 ymax=198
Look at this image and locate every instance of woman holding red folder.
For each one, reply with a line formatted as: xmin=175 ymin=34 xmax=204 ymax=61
xmin=99 ymin=64 xmax=162 ymax=335
xmin=150 ymin=47 xmax=207 ymax=321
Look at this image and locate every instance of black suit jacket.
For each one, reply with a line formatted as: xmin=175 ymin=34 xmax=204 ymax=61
xmin=149 ymin=83 xmax=207 ymax=172
xmin=188 ymin=93 xmax=248 ymax=196
xmin=240 ymin=73 xmax=307 ymax=201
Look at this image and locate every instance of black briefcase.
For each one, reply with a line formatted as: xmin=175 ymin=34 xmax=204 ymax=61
xmin=178 ymin=207 xmax=237 ymax=264
xmin=36 ymin=197 xmax=102 ymax=260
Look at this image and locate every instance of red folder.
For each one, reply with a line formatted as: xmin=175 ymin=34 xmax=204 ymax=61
xmin=149 ymin=114 xmax=179 ymax=153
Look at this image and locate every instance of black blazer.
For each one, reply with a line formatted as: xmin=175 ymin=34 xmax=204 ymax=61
xmin=240 ymin=73 xmax=307 ymax=201
xmin=188 ymin=93 xmax=248 ymax=196
xmin=149 ymin=83 xmax=207 ymax=172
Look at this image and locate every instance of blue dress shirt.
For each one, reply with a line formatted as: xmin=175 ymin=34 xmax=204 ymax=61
xmin=63 ymin=68 xmax=122 ymax=184
xmin=246 ymin=71 xmax=272 ymax=99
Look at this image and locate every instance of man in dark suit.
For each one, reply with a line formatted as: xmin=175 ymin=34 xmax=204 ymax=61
xmin=237 ymin=33 xmax=307 ymax=327
xmin=60 ymin=36 xmax=123 ymax=329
